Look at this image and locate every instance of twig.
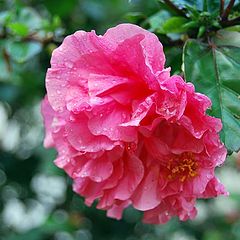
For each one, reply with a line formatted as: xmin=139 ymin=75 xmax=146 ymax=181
xmin=221 ymin=15 xmax=240 ymax=27
xmin=220 ymin=0 xmax=225 ymax=16
xmin=23 ymin=34 xmax=61 ymax=45
xmin=3 ymin=48 xmax=11 ymax=72
xmin=221 ymin=0 xmax=235 ymax=20
xmin=0 ymin=32 xmax=61 ymax=46
xmin=163 ymin=0 xmax=187 ymax=18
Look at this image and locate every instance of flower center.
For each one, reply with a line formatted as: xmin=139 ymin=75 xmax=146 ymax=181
xmin=167 ymin=152 xmax=198 ymax=182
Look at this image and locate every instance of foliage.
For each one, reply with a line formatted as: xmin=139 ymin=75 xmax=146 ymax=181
xmin=0 ymin=0 xmax=240 ymax=240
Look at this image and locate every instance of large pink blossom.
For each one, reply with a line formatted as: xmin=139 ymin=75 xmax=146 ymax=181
xmin=41 ymin=24 xmax=228 ymax=224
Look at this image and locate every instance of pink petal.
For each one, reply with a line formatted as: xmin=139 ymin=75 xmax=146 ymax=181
xmin=65 ymin=113 xmax=114 ymax=152
xmin=113 ymin=154 xmax=144 ymax=201
xmin=104 ymin=23 xmax=165 ymax=74
xmin=88 ymin=101 xmax=137 ymax=142
xmin=106 ymin=201 xmax=131 ymax=220
xmin=73 ymin=155 xmax=113 ymax=182
xmin=41 ymin=96 xmax=55 ymax=148
xmin=132 ymin=165 xmax=161 ymax=211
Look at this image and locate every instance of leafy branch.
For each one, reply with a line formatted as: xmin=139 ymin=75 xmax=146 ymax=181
xmin=162 ymin=0 xmax=187 ymax=17
xmin=221 ymin=0 xmax=235 ymax=20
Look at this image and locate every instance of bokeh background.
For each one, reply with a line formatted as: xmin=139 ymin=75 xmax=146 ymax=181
xmin=0 ymin=0 xmax=240 ymax=239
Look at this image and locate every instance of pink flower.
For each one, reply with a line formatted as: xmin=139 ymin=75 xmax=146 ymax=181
xmin=41 ymin=24 xmax=228 ymax=224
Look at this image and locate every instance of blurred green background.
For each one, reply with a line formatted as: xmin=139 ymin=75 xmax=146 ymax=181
xmin=0 ymin=0 xmax=240 ymax=239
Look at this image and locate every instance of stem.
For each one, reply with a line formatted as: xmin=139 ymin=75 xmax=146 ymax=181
xmin=23 ymin=34 xmax=60 ymax=45
xmin=220 ymin=0 xmax=225 ymax=16
xmin=221 ymin=16 xmax=240 ymax=27
xmin=0 ymin=32 xmax=61 ymax=46
xmin=163 ymin=0 xmax=187 ymax=18
xmin=221 ymin=0 xmax=235 ymax=20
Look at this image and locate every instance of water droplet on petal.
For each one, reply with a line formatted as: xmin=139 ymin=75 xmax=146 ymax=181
xmin=81 ymin=171 xmax=88 ymax=177
xmin=58 ymin=107 xmax=64 ymax=113
xmin=69 ymin=115 xmax=76 ymax=122
xmin=65 ymin=62 xmax=74 ymax=68
xmin=93 ymin=176 xmax=103 ymax=182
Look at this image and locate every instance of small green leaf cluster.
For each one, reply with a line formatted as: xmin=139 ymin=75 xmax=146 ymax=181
xmin=127 ymin=0 xmax=240 ymax=153
xmin=0 ymin=2 xmax=64 ymax=82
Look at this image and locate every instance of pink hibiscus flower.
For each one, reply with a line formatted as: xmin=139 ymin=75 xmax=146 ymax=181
xmin=41 ymin=24 xmax=228 ymax=224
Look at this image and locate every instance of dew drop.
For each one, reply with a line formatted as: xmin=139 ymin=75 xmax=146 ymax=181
xmin=93 ymin=176 xmax=103 ymax=182
xmin=65 ymin=62 xmax=74 ymax=68
xmin=58 ymin=107 xmax=64 ymax=113
xmin=69 ymin=115 xmax=76 ymax=122
xmin=81 ymin=171 xmax=88 ymax=177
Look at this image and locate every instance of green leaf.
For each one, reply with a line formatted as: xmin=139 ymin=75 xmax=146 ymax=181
xmin=6 ymin=41 xmax=42 ymax=63
xmin=162 ymin=16 xmax=188 ymax=33
xmin=182 ymin=20 xmax=198 ymax=29
xmin=183 ymin=37 xmax=240 ymax=152
xmin=172 ymin=0 xmax=220 ymax=12
xmin=212 ymin=30 xmax=240 ymax=48
xmin=148 ymin=10 xmax=171 ymax=32
xmin=7 ymin=22 xmax=29 ymax=37
xmin=224 ymin=25 xmax=240 ymax=32
xmin=197 ymin=25 xmax=206 ymax=38
xmin=0 ymin=11 xmax=12 ymax=25
xmin=17 ymin=7 xmax=42 ymax=32
xmin=124 ymin=12 xmax=145 ymax=23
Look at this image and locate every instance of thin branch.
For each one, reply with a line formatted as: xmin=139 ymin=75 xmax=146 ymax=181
xmin=221 ymin=0 xmax=235 ymax=20
xmin=220 ymin=0 xmax=225 ymax=16
xmin=221 ymin=15 xmax=240 ymax=27
xmin=23 ymin=34 xmax=61 ymax=45
xmin=0 ymin=32 xmax=61 ymax=46
xmin=163 ymin=0 xmax=187 ymax=18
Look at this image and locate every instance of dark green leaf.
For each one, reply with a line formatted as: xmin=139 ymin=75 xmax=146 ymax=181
xmin=183 ymin=36 xmax=240 ymax=152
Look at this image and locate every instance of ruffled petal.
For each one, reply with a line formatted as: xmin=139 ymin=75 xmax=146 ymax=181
xmin=41 ymin=96 xmax=55 ymax=148
xmin=132 ymin=165 xmax=161 ymax=211
xmin=65 ymin=113 xmax=114 ymax=152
